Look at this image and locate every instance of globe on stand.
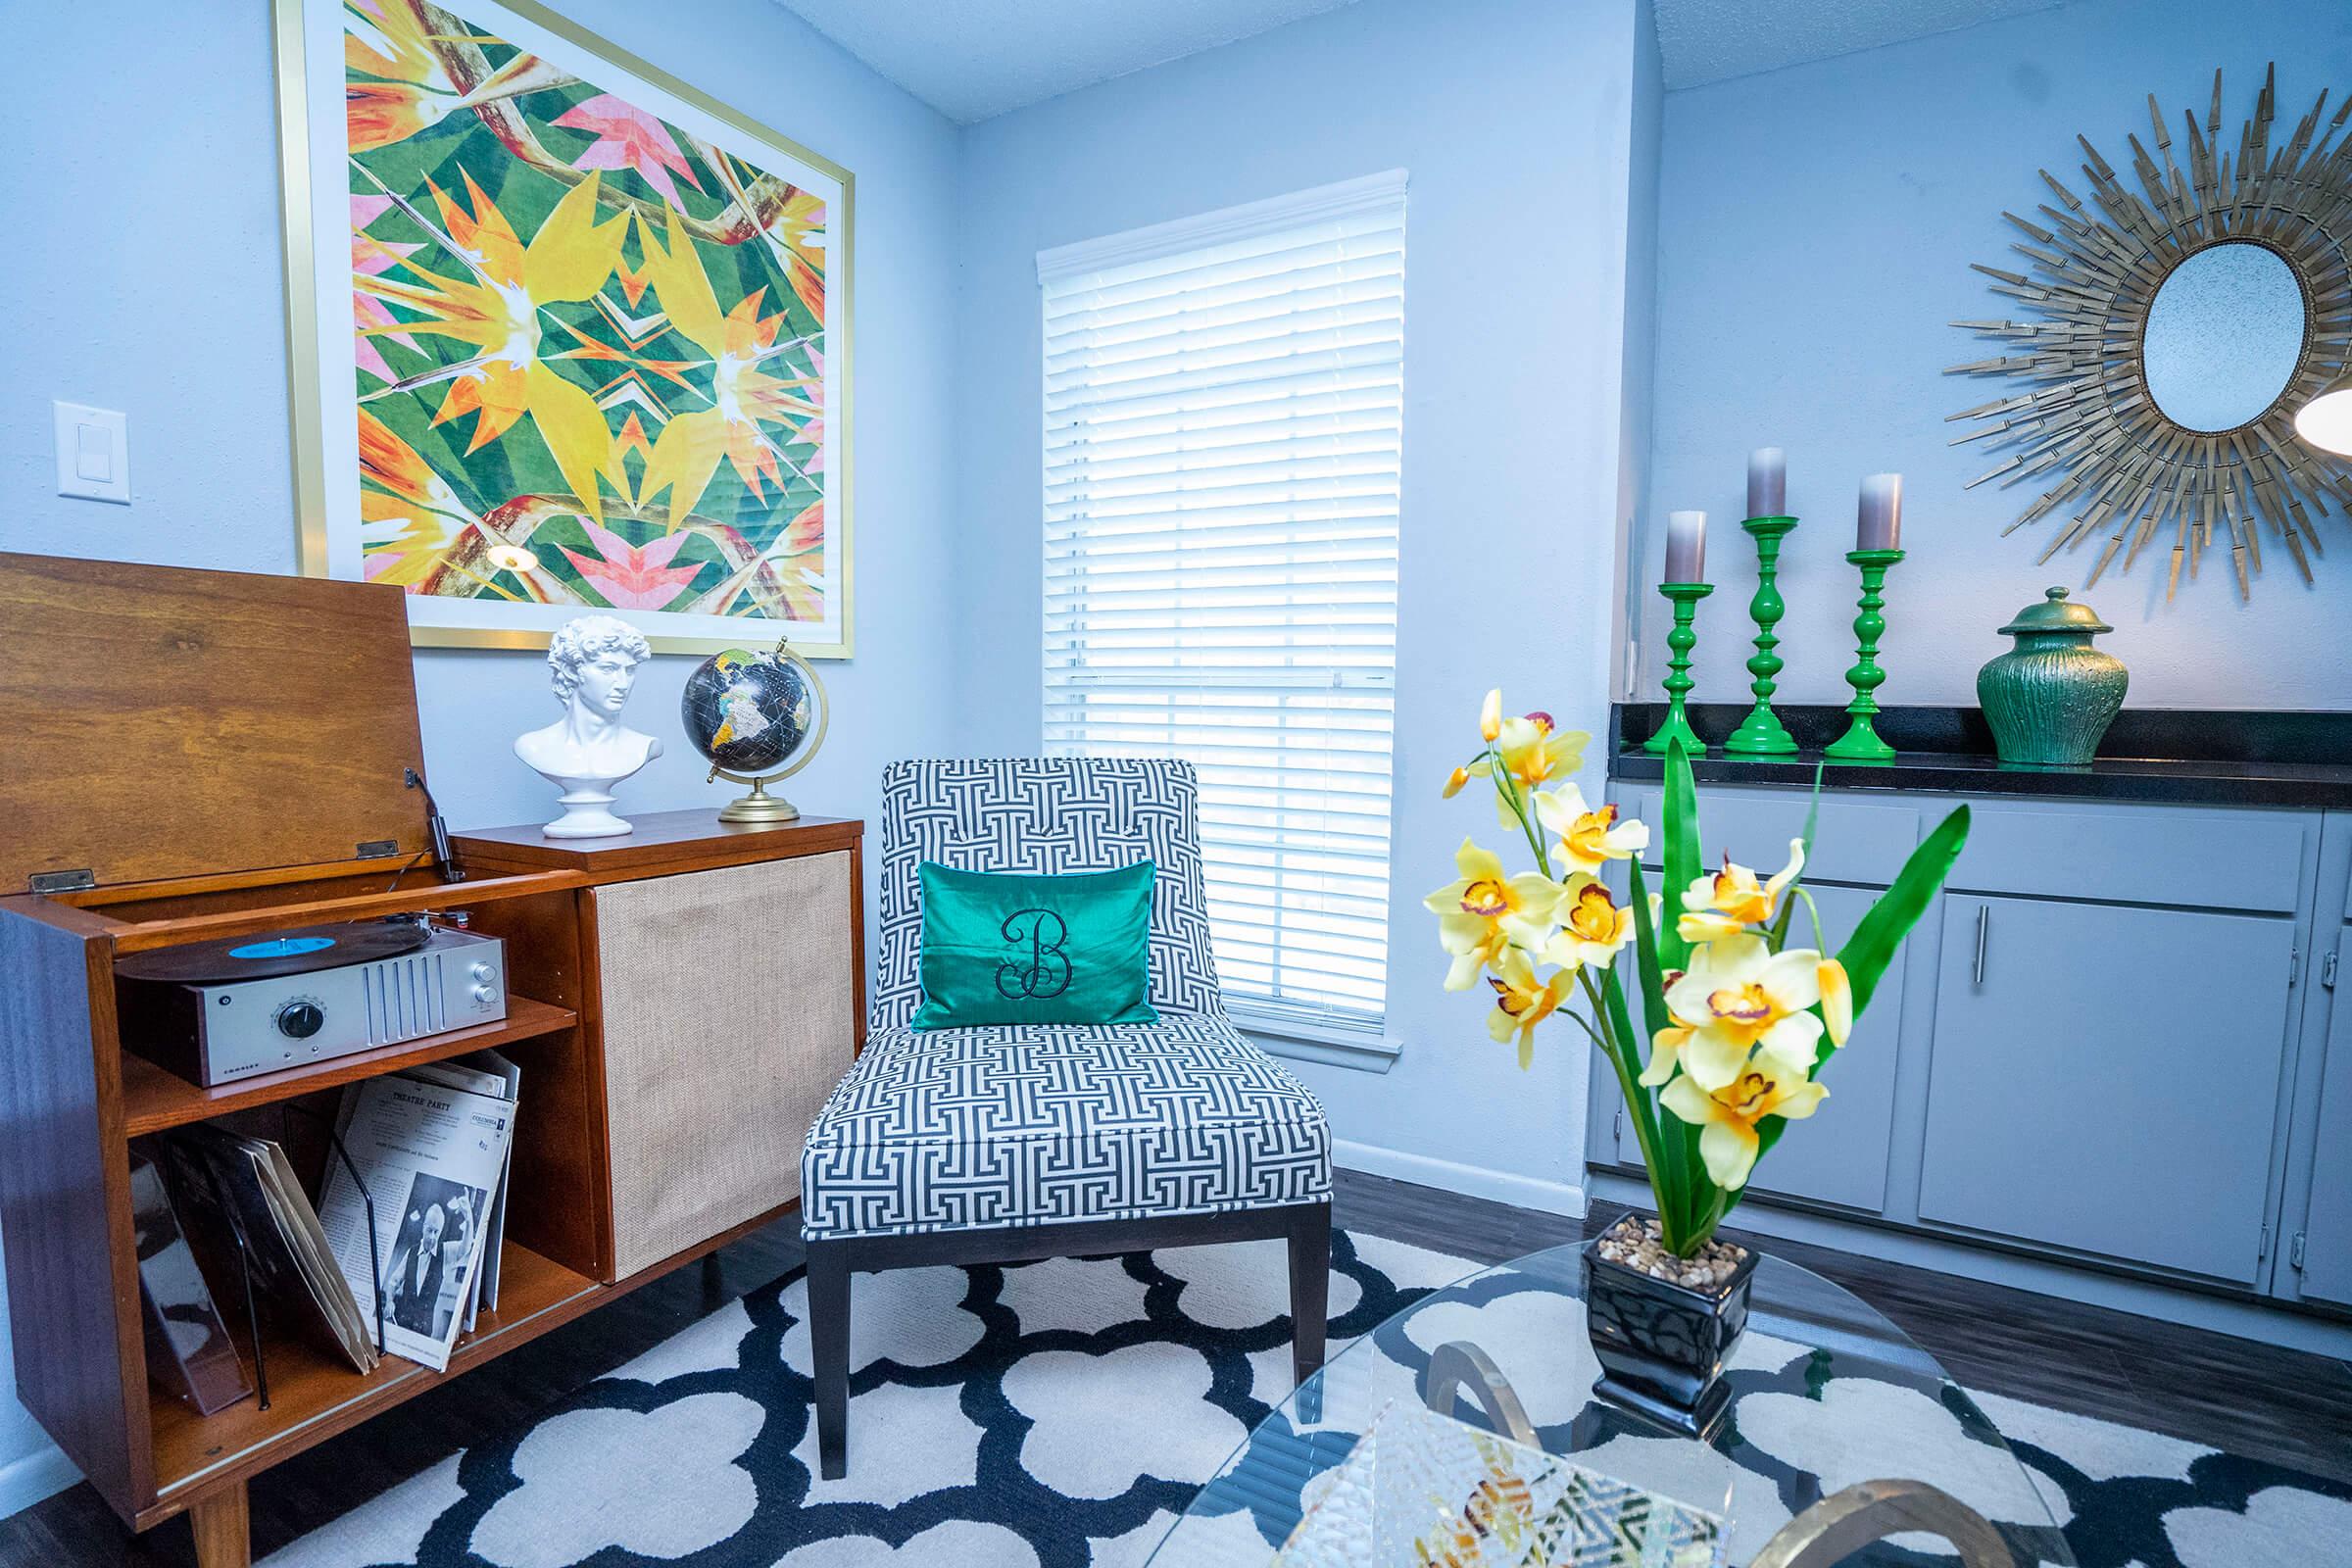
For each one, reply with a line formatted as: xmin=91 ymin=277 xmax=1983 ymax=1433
xmin=679 ymin=637 xmax=829 ymax=823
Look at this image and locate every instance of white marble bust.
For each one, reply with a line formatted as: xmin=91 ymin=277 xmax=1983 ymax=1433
xmin=515 ymin=614 xmax=663 ymax=838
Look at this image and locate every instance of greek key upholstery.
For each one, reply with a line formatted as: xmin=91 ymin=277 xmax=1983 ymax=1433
xmin=799 ymin=1016 xmax=1332 ymax=1240
xmin=806 ymin=757 xmax=1331 ymax=1243
xmin=870 ymin=758 xmax=1223 ymax=1033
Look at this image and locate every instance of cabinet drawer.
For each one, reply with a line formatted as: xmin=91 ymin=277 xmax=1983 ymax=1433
xmin=1950 ymin=800 xmax=2307 ymax=912
xmin=1620 ymin=785 xmax=1920 ymax=887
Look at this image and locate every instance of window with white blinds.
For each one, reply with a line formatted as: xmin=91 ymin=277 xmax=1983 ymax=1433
xmin=1038 ymin=172 xmax=1406 ymax=1044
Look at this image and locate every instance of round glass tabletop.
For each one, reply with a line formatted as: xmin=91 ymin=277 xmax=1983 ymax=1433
xmin=1149 ymin=1241 xmax=2074 ymax=1567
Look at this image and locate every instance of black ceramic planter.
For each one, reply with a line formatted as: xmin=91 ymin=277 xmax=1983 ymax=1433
xmin=1582 ymin=1214 xmax=1757 ymax=1441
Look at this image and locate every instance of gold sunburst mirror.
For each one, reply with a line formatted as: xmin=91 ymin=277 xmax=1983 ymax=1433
xmin=1947 ymin=66 xmax=2352 ymax=602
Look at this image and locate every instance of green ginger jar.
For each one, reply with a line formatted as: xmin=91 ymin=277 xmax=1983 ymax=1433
xmin=1977 ymin=587 xmax=2130 ymax=766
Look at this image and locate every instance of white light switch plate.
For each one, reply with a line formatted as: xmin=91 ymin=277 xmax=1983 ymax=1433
xmin=53 ymin=402 xmax=130 ymax=504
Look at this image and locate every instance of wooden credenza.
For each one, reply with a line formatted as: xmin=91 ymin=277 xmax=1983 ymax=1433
xmin=0 ymin=811 xmax=860 ymax=1568
xmin=0 ymin=556 xmax=863 ymax=1567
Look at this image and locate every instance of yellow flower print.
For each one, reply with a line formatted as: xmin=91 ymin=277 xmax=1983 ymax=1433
xmin=1660 ymin=1057 xmax=1827 ymax=1189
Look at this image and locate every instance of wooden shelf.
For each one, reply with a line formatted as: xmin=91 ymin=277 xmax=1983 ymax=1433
xmin=147 ymin=1242 xmax=602 ymax=1512
xmin=120 ymin=997 xmax=576 ymax=1137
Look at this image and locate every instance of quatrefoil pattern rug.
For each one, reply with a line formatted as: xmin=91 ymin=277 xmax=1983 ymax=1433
xmin=262 ymin=1232 xmax=2352 ymax=1568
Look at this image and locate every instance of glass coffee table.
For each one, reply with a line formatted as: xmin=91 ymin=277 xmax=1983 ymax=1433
xmin=1149 ymin=1241 xmax=2074 ymax=1566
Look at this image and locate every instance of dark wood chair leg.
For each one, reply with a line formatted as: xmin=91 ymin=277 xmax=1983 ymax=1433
xmin=807 ymin=1241 xmax=852 ymax=1480
xmin=1287 ymin=1201 xmax=1331 ymax=1388
xmin=188 ymin=1479 xmax=250 ymax=1568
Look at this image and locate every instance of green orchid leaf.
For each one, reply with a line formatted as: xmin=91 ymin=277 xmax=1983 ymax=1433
xmin=1597 ymin=962 xmax=1689 ymax=1243
xmin=1838 ymin=804 xmax=1971 ymax=1018
xmin=1627 ymin=858 xmax=1671 ymax=1041
xmin=1660 ymin=740 xmax=1702 ymax=970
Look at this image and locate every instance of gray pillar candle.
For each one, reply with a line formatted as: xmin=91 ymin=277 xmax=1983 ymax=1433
xmin=1664 ymin=510 xmax=1707 ymax=583
xmin=1857 ymin=472 xmax=1903 ymax=551
xmin=1747 ymin=447 xmax=1787 ymax=518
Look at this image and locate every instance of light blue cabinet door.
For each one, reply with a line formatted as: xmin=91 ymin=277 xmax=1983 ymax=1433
xmin=2294 ymin=927 xmax=2352 ymax=1307
xmin=1740 ymin=882 xmax=1902 ymax=1212
xmin=1917 ymin=895 xmax=2294 ymax=1284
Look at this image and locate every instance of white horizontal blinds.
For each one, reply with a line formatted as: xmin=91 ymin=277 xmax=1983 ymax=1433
xmin=1039 ymin=173 xmax=1406 ymax=1037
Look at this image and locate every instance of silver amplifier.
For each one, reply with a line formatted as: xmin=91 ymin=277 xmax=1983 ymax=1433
xmin=117 ymin=926 xmax=509 ymax=1087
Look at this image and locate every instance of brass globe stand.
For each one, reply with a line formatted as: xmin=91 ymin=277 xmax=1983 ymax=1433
xmin=707 ymin=641 xmax=829 ymax=824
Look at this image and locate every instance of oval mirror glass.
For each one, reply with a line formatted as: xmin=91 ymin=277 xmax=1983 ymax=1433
xmin=2141 ymin=242 xmax=2306 ymax=432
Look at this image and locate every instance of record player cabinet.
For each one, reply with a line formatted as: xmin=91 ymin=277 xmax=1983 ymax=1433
xmin=0 ymin=555 xmax=862 ymax=1567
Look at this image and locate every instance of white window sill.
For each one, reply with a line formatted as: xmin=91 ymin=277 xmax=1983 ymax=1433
xmin=1228 ymin=1005 xmax=1401 ymax=1075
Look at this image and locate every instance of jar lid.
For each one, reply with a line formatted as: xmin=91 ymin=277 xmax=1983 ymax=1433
xmin=1999 ymin=586 xmax=2112 ymax=636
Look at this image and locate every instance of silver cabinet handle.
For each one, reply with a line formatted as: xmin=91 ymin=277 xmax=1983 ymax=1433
xmin=1972 ymin=905 xmax=1989 ymax=987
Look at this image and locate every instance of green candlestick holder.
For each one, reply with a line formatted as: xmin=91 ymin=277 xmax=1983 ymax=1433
xmin=1823 ymin=548 xmax=1906 ymax=762
xmin=1642 ymin=581 xmax=1714 ymax=757
xmin=1725 ymin=515 xmax=1799 ymax=756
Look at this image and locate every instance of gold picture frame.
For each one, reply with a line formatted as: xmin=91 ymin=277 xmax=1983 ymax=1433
xmin=273 ymin=0 xmax=855 ymax=656
xmin=1947 ymin=65 xmax=2352 ymax=604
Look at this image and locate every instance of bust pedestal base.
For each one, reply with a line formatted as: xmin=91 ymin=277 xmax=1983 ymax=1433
xmin=542 ymin=782 xmax=633 ymax=839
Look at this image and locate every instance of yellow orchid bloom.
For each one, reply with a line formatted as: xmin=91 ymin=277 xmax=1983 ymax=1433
xmin=1544 ymin=877 xmax=1636 ymax=970
xmin=1485 ymin=949 xmax=1574 ymax=1068
xmin=1425 ymin=840 xmax=1565 ymax=988
xmin=1641 ymin=1024 xmax=1693 ymax=1087
xmin=1494 ymin=710 xmax=1588 ymax=793
xmin=1436 ymin=914 xmax=1513 ymax=992
xmin=1819 ymin=957 xmax=1853 ymax=1048
xmin=1534 ymin=785 xmax=1649 ymax=876
xmin=1660 ymin=1057 xmax=1827 ymax=1190
xmin=1676 ymin=838 xmax=1806 ymax=942
xmin=1660 ymin=933 xmax=1825 ymax=1089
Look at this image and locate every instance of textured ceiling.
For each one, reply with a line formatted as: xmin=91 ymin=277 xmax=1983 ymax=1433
xmin=1651 ymin=0 xmax=2067 ymax=89
xmin=767 ymin=0 xmax=2074 ymax=124
xmin=766 ymin=0 xmax=1370 ymax=123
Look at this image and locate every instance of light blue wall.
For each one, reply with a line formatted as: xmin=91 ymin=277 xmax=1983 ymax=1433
xmin=953 ymin=0 xmax=1648 ymax=1214
xmin=1639 ymin=0 xmax=2352 ymax=710
xmin=0 ymin=0 xmax=963 ymax=1515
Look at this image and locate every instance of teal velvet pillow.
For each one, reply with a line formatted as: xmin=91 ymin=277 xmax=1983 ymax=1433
xmin=912 ymin=860 xmax=1159 ymax=1030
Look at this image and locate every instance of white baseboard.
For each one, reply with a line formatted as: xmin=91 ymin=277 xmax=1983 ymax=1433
xmin=0 ymin=1441 xmax=78 ymax=1522
xmin=1335 ymin=1139 xmax=1588 ymax=1218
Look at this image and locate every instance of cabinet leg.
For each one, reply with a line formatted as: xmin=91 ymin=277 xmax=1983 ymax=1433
xmin=189 ymin=1480 xmax=251 ymax=1568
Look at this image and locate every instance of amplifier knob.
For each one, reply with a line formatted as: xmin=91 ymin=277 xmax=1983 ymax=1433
xmin=274 ymin=1001 xmax=325 ymax=1040
xmin=472 ymin=984 xmax=499 ymax=1004
xmin=469 ymin=961 xmax=495 ymax=982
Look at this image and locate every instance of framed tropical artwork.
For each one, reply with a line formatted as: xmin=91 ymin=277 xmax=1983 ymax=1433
xmin=276 ymin=0 xmax=853 ymax=656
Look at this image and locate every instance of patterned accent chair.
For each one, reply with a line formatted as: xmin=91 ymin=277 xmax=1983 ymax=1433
xmin=799 ymin=758 xmax=1334 ymax=1477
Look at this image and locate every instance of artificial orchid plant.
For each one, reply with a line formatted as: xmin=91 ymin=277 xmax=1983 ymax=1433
xmin=1428 ymin=691 xmax=1969 ymax=1258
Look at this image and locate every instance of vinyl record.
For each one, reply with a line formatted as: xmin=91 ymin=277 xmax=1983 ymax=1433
xmin=118 ymin=920 xmax=431 ymax=985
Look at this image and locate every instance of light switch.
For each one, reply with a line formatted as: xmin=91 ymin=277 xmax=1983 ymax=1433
xmin=53 ymin=402 xmax=130 ymax=504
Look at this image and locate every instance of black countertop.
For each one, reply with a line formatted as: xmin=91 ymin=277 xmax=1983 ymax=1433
xmin=1607 ymin=704 xmax=2352 ymax=809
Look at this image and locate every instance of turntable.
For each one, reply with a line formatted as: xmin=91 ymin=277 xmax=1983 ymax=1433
xmin=116 ymin=918 xmax=508 ymax=1088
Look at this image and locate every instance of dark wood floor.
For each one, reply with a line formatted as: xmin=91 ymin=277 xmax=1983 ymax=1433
xmin=5 ymin=1169 xmax=2347 ymax=1565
